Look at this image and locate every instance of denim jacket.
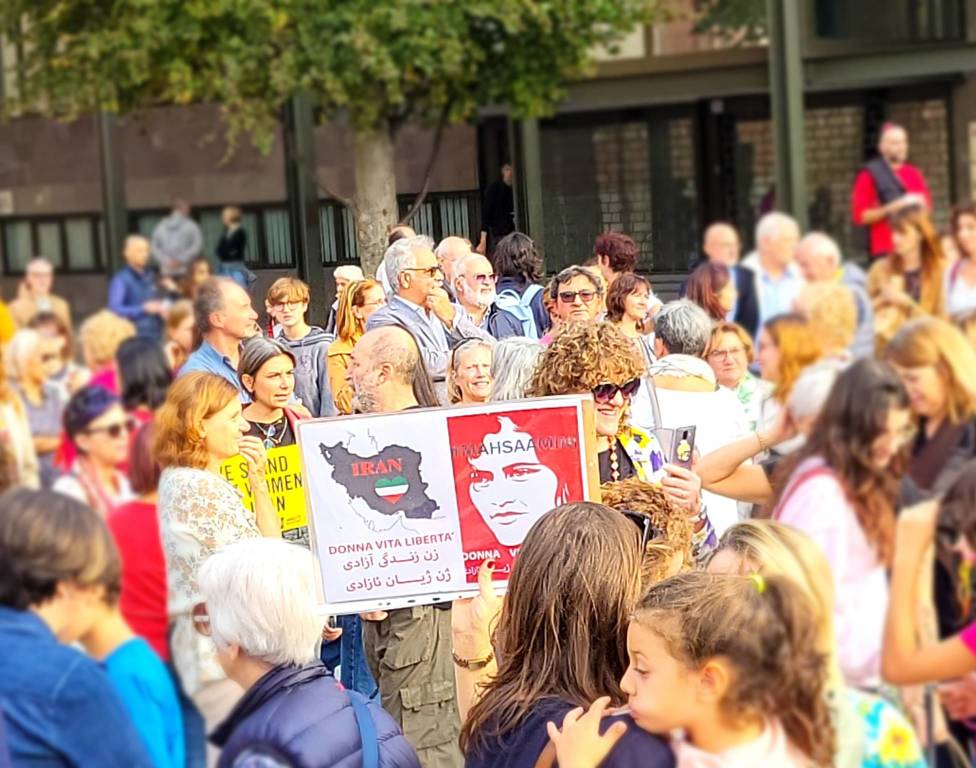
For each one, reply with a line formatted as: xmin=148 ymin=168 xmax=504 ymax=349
xmin=0 ymin=606 xmax=152 ymax=767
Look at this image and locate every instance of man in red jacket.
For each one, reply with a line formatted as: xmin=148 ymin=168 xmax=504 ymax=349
xmin=851 ymin=122 xmax=931 ymax=259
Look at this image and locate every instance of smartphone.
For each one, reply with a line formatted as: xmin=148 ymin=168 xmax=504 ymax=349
xmin=670 ymin=426 xmax=696 ymax=469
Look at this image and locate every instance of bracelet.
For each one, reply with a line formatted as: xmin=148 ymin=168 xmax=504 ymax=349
xmin=756 ymin=431 xmax=769 ymax=453
xmin=452 ymin=650 xmax=494 ymax=670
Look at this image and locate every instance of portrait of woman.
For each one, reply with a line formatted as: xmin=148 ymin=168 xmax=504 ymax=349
xmin=448 ymin=407 xmax=583 ymax=579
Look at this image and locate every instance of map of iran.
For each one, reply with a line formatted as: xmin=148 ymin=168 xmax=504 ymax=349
xmin=320 ymin=442 xmax=440 ymax=530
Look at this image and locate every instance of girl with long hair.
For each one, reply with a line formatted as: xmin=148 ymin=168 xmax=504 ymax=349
xmin=458 ymin=502 xmax=673 ymax=768
xmin=326 ymin=279 xmax=385 ymax=414
xmin=868 ymin=208 xmax=946 ymax=347
xmin=605 ymin=273 xmax=655 ymax=364
xmin=685 ymin=262 xmax=736 ymax=323
xmin=548 ymin=571 xmax=834 ymax=767
xmin=709 ymin=520 xmax=925 ymax=768
xmin=945 ymin=202 xmax=976 ymax=315
xmin=769 ymin=359 xmax=914 ymax=688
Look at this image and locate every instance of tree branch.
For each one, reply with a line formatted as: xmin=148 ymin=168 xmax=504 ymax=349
xmin=314 ymin=170 xmax=357 ymax=212
xmin=401 ymin=103 xmax=450 ymax=226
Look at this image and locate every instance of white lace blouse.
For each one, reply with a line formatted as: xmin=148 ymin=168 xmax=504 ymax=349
xmin=158 ymin=466 xmax=261 ymax=695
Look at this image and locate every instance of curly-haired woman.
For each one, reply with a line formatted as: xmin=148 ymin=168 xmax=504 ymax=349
xmin=530 ymin=321 xmax=715 ymax=560
xmin=154 ymin=372 xmax=280 ymax=758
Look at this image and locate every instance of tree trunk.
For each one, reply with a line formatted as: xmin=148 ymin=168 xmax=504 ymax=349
xmin=352 ymin=123 xmax=399 ymax=277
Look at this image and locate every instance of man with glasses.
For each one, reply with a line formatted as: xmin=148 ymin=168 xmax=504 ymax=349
xmin=367 ymin=236 xmax=492 ymax=402
xmin=452 ymin=253 xmax=522 ymax=339
xmin=10 ymin=257 xmax=72 ymax=330
xmin=265 ymin=277 xmax=337 ymax=417
xmin=544 ymin=265 xmax=604 ymax=341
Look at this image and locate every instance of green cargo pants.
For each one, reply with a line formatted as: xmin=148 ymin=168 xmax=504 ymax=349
xmin=364 ymin=604 xmax=462 ymax=768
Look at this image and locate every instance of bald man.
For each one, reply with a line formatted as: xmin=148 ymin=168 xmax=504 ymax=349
xmin=851 ymin=122 xmax=931 ymax=259
xmin=349 ymin=325 xmax=462 ymax=768
xmin=107 ymin=234 xmax=167 ymax=339
xmin=680 ymin=222 xmax=759 ymax=335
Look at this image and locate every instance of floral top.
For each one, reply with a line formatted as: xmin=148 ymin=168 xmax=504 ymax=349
xmin=733 ymin=372 xmax=763 ymax=432
xmin=834 ymin=688 xmax=926 ymax=768
xmin=158 ymin=466 xmax=260 ymax=696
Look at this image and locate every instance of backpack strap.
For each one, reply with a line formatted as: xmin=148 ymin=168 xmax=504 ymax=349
xmin=772 ymin=465 xmax=836 ymax=521
xmin=949 ymin=258 xmax=963 ymax=292
xmin=349 ymin=692 xmax=379 ymax=768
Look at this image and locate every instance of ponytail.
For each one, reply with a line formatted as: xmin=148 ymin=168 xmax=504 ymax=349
xmin=635 ymin=571 xmax=835 ymax=766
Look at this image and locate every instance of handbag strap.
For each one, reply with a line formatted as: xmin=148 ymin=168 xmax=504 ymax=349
xmin=349 ymin=692 xmax=379 ymax=768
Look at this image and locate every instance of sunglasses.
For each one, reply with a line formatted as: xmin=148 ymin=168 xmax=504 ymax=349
xmin=621 ymin=510 xmax=664 ymax=550
xmin=83 ymin=418 xmax=136 ymax=439
xmin=472 ymin=273 xmax=496 ymax=284
xmin=192 ymin=602 xmax=211 ymax=637
xmin=558 ymin=290 xmax=598 ymax=304
xmin=592 ymin=378 xmax=641 ymax=404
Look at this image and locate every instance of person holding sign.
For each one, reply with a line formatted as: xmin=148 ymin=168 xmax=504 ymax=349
xmin=239 ymin=336 xmax=302 ymax=450
xmin=154 ymin=372 xmax=280 ymax=763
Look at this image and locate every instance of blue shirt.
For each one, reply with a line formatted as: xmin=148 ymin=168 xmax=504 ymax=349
xmin=0 ymin=605 xmax=152 ymax=767
xmin=104 ymin=638 xmax=185 ymax=768
xmin=178 ymin=340 xmax=250 ymax=402
xmin=107 ymin=265 xmax=163 ymax=339
xmin=757 ymin=263 xmax=804 ymax=328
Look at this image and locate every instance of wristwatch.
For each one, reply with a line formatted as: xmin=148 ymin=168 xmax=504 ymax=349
xmin=452 ymin=650 xmax=495 ymax=670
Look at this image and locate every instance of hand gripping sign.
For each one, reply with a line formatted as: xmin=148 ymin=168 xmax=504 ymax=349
xmin=297 ymin=395 xmax=599 ymax=614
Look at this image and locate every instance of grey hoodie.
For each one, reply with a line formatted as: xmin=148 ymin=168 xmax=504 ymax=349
xmin=839 ymin=262 xmax=875 ymax=358
xmin=275 ymin=326 xmax=337 ymax=417
xmin=151 ymin=213 xmax=204 ymax=277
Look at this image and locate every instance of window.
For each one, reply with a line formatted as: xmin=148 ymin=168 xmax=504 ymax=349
xmin=0 ymin=216 xmax=103 ymax=274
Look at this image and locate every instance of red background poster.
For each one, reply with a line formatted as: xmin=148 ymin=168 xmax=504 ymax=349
xmin=447 ymin=406 xmax=585 ymax=583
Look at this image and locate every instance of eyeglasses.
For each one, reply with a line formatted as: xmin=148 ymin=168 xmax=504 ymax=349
xmin=405 ymin=266 xmax=444 ymax=279
xmin=83 ymin=418 xmax=136 ymax=439
xmin=621 ymin=510 xmax=664 ymax=551
xmin=272 ymin=300 xmax=305 ymax=310
xmin=558 ymin=290 xmax=598 ymax=304
xmin=592 ymin=378 xmax=641 ymax=404
xmin=471 ymin=273 xmax=496 ymax=285
xmin=707 ymin=347 xmax=745 ymax=362
xmin=191 ymin=602 xmax=211 ymax=637
xmin=40 ymin=352 xmax=61 ymax=364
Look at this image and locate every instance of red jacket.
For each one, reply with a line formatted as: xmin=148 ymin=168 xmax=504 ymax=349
xmin=851 ymin=163 xmax=931 ymax=257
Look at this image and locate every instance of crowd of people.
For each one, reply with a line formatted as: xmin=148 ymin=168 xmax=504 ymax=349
xmin=1 ymin=121 xmax=976 ymax=768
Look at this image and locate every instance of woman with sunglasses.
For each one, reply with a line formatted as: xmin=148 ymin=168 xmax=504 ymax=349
xmin=529 ymin=322 xmax=711 ymax=559
xmin=53 ymin=385 xmax=135 ymax=517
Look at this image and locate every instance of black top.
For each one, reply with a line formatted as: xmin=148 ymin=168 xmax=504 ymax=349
xmin=598 ymin=439 xmax=637 ymax=484
xmin=246 ymin=415 xmax=295 ymax=449
xmin=216 ymin=227 xmax=247 ymax=263
xmin=482 ymin=180 xmax=515 ymax=238
xmin=465 ymin=698 xmax=673 ymax=768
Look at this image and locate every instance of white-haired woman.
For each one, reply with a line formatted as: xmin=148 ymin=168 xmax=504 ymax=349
xmin=490 ymin=337 xmax=542 ymax=402
xmin=695 ymin=360 xmax=844 ymax=506
xmin=195 ymin=538 xmax=420 ymax=768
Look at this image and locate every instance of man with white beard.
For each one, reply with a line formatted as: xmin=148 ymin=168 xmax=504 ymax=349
xmin=452 ymin=253 xmax=524 ymax=339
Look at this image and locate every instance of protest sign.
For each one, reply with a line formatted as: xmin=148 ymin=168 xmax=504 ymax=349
xmin=219 ymin=443 xmax=308 ymax=546
xmin=297 ymin=395 xmax=598 ymax=614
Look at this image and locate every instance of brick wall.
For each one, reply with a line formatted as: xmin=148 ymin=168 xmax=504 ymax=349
xmin=887 ymin=99 xmax=952 ymax=233
xmin=804 ymin=106 xmax=863 ymax=253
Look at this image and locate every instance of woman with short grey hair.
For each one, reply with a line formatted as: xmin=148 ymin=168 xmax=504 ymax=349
xmin=197 ymin=538 xmax=421 ymax=768
xmin=490 ymin=337 xmax=543 ymax=401
xmin=238 ymin=335 xmax=300 ymax=451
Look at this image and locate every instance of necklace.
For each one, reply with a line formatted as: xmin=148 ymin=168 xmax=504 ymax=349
xmin=253 ymin=416 xmax=287 ymax=450
xmin=609 ymin=441 xmax=620 ymax=482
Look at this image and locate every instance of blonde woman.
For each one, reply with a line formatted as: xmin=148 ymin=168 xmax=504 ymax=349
xmin=886 ymin=317 xmax=976 ymax=495
xmin=448 ymin=340 xmax=493 ymax=405
xmin=708 ymin=519 xmax=926 ymax=768
xmin=78 ymin=310 xmax=136 ymax=395
xmin=794 ymin=282 xmax=858 ymax=362
xmin=326 ymin=279 xmax=386 ymax=414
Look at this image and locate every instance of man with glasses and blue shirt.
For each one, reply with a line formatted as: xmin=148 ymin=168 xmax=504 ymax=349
xmin=366 ymin=235 xmax=492 ymax=403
